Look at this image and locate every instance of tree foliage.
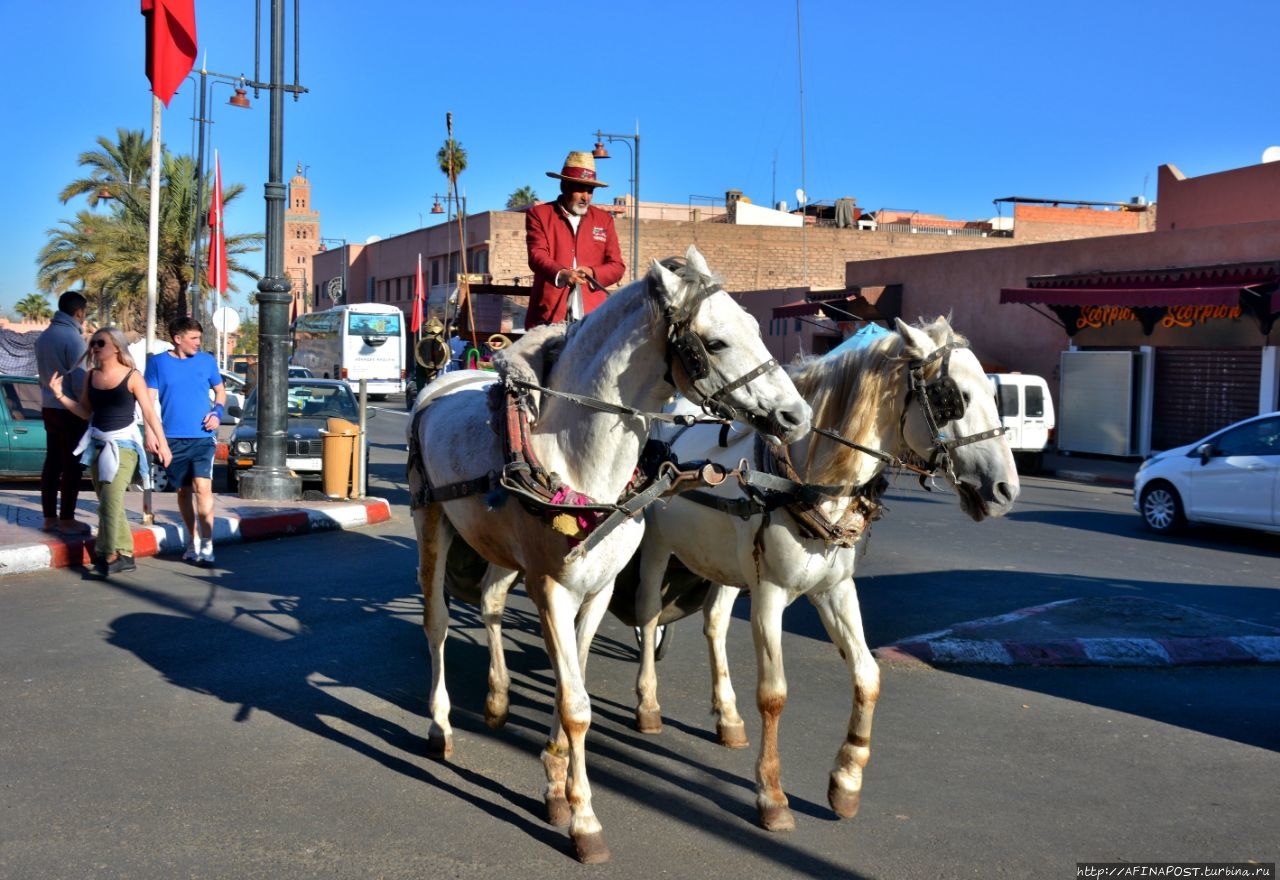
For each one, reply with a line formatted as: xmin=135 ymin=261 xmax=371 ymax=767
xmin=506 ymin=185 xmax=539 ymax=209
xmin=38 ymin=129 xmax=263 ymax=333
xmin=14 ymin=293 xmax=53 ymax=322
xmin=437 ymin=138 xmax=467 ymax=188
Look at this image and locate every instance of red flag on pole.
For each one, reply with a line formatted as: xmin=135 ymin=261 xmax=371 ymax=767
xmin=141 ymin=0 xmax=198 ymax=107
xmin=411 ymin=253 xmax=425 ymax=334
xmin=206 ymin=150 xmax=227 ymax=294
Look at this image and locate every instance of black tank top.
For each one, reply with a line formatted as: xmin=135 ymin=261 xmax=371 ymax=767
xmin=87 ymin=370 xmax=137 ymax=432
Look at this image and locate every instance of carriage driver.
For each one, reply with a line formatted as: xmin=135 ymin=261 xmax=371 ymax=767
xmin=524 ymin=150 xmax=626 ymax=328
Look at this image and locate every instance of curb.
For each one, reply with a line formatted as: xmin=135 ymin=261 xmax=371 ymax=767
xmin=873 ymin=598 xmax=1280 ymax=668
xmin=0 ymin=498 xmax=391 ymax=578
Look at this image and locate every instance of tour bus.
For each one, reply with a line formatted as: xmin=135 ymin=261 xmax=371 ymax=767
xmin=291 ymin=303 xmax=406 ymax=399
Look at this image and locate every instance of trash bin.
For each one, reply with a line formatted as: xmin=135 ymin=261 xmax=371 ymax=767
xmin=320 ymin=417 xmax=360 ymax=499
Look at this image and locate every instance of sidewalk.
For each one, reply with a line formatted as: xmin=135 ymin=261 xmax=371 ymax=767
xmin=0 ymin=483 xmax=391 ymax=579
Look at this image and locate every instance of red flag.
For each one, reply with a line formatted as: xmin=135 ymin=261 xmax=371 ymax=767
xmin=141 ymin=0 xmax=197 ymax=107
xmin=206 ymin=151 xmax=227 ymax=294
xmin=411 ymin=253 xmax=425 ymax=334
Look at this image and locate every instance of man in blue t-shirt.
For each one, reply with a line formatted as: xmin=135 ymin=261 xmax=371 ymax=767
xmin=145 ymin=317 xmax=226 ymax=567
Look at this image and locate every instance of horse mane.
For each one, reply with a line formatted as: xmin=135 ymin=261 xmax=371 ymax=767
xmin=787 ymin=316 xmax=966 ymax=485
xmin=491 ymin=321 xmax=570 ymax=418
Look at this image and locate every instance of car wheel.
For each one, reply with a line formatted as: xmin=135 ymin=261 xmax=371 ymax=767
xmin=150 ymin=459 xmax=169 ymax=492
xmin=1140 ymin=482 xmax=1185 ymax=534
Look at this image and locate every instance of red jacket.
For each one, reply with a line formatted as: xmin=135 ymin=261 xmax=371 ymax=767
xmin=524 ymin=201 xmax=626 ymax=327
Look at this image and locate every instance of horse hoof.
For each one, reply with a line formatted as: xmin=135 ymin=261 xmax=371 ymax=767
xmin=426 ymin=729 xmax=453 ymax=760
xmin=636 ymin=708 xmax=662 ymax=735
xmin=484 ymin=705 xmax=508 ymax=729
xmin=545 ymin=795 xmax=571 ymax=828
xmin=828 ymin=780 xmax=861 ymax=819
xmin=716 ymin=721 xmax=749 ymax=749
xmin=759 ymin=804 xmax=796 ymax=832
xmin=572 ymin=830 xmax=611 ymax=864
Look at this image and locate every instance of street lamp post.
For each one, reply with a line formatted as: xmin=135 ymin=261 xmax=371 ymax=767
xmin=430 ymin=193 xmax=467 ymax=326
xmin=189 ymin=68 xmax=251 ymax=333
xmin=238 ymin=0 xmax=308 ymax=501
xmin=593 ymin=126 xmax=640 ymax=281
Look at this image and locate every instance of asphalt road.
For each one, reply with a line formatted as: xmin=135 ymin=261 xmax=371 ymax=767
xmin=2 ymin=399 xmax=1276 ymax=879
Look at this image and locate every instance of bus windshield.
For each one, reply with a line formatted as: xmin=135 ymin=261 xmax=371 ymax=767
xmin=291 ymin=304 xmax=406 ymax=399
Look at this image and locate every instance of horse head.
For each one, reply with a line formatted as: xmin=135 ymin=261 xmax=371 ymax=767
xmin=650 ymin=245 xmax=811 ymax=446
xmin=896 ymin=317 xmax=1019 ymax=521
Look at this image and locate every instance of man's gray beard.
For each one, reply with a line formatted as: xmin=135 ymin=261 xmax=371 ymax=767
xmin=569 ymin=202 xmax=588 ymax=216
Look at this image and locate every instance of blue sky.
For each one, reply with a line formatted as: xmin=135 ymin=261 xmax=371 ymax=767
xmin=3 ymin=0 xmax=1278 ymax=317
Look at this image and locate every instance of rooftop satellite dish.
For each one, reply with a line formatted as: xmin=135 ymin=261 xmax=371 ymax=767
xmin=365 ymin=234 xmax=383 ymax=244
xmin=1263 ymin=146 xmax=1280 ymax=164
xmin=794 ymin=188 xmax=807 ymax=204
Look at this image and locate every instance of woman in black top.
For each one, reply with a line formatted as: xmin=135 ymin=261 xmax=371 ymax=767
xmin=49 ymin=328 xmax=171 ymax=576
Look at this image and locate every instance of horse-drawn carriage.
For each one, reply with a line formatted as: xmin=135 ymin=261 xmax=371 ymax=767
xmin=406 ymin=246 xmax=1019 ymax=862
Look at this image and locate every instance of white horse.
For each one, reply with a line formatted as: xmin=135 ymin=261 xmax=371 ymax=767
xmin=406 ymin=245 xmax=811 ymax=863
xmin=619 ymin=316 xmax=1019 ymax=832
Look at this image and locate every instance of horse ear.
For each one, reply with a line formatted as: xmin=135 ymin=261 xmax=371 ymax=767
xmin=895 ymin=318 xmax=932 ymax=358
xmin=684 ymin=244 xmax=709 ymax=279
xmin=649 ymin=257 xmax=681 ymax=311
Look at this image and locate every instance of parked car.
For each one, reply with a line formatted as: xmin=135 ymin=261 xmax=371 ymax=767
xmin=988 ymin=372 xmax=1055 ymax=473
xmin=287 ymin=365 xmax=314 ymax=379
xmin=225 ymin=379 xmax=371 ymax=489
xmin=1133 ymin=411 xmax=1280 ymax=535
xmin=0 ymin=376 xmax=47 ymax=478
xmin=218 ymin=371 xmax=245 ymax=424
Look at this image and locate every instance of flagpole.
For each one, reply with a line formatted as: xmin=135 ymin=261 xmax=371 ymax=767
xmin=145 ymin=95 xmax=163 ymax=356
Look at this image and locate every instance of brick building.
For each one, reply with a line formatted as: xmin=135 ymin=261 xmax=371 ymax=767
xmin=824 ymin=161 xmax=1280 ymax=456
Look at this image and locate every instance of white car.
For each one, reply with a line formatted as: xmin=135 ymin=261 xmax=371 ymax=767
xmin=1133 ymin=411 xmax=1280 ymax=535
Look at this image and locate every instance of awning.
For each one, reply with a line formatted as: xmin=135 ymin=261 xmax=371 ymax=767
xmin=999 ymin=285 xmax=1252 ymax=308
xmin=773 ymin=295 xmax=886 ymax=322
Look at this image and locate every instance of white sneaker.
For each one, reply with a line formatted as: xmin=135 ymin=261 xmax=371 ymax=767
xmin=182 ymin=543 xmax=199 ymax=563
xmin=196 ymin=539 xmax=215 ymax=568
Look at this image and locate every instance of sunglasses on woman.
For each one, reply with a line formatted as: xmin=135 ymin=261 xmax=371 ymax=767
xmin=90 ymin=339 xmax=110 ymax=349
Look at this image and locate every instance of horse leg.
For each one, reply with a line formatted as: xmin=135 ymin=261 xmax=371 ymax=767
xmin=414 ymin=503 xmax=453 ymax=759
xmin=809 ymin=580 xmax=879 ymax=820
xmin=703 ymin=583 xmax=749 ymax=748
xmin=751 ymin=583 xmax=795 ymax=831
xmin=481 ymin=565 xmax=520 ymax=729
xmin=527 ymin=574 xmax=609 ymax=863
xmin=633 ymin=540 xmax=671 ymax=734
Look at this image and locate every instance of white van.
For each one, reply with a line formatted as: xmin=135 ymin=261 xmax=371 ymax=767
xmin=987 ymin=373 xmax=1056 ymax=471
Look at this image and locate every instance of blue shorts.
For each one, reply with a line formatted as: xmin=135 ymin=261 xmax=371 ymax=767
xmin=163 ymin=437 xmax=216 ymax=489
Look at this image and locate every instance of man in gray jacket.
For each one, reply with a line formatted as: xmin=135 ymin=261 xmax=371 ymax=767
xmin=34 ymin=291 xmax=89 ymax=534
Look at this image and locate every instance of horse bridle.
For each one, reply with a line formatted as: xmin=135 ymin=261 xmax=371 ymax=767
xmin=653 ymin=265 xmax=781 ymax=422
xmin=905 ymin=341 xmax=1007 ymax=482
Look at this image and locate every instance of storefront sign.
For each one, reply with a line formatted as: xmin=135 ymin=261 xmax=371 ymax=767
xmin=1077 ymin=303 xmax=1242 ymax=330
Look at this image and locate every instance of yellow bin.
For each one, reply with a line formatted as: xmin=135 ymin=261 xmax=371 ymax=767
xmin=320 ymin=417 xmax=359 ymax=499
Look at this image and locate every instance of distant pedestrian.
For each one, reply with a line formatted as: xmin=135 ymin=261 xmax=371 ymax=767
xmin=34 ymin=291 xmax=90 ymax=535
xmin=524 ymin=150 xmax=626 ymax=328
xmin=144 ymin=317 xmax=226 ymax=567
xmin=48 ymin=328 xmax=171 ymax=576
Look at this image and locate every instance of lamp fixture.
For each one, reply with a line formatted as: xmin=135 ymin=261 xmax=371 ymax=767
xmin=430 ymin=200 xmax=444 ymax=214
xmin=592 ymin=141 xmax=609 ymax=160
xmin=227 ymin=87 xmax=251 ymax=109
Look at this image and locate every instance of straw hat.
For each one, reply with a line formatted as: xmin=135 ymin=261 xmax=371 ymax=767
xmin=546 ymin=151 xmax=608 ymax=188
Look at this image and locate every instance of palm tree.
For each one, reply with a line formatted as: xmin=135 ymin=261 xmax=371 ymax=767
xmin=39 ymin=131 xmax=262 ymax=332
xmin=506 ymin=185 xmax=538 ymax=209
xmin=437 ymin=138 xmax=467 ymax=192
xmin=58 ymin=128 xmax=152 ymax=210
xmin=14 ymin=293 xmax=53 ymax=322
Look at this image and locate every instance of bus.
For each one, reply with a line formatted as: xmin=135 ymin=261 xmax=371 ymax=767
xmin=291 ymin=303 xmax=406 ymax=398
